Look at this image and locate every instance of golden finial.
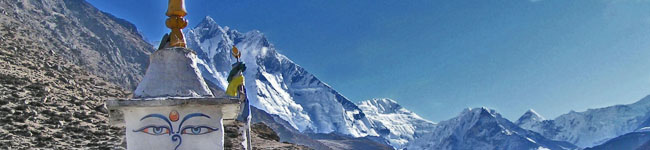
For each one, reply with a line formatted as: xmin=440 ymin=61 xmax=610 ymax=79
xmin=166 ymin=0 xmax=188 ymax=48
xmin=231 ymin=46 xmax=241 ymax=62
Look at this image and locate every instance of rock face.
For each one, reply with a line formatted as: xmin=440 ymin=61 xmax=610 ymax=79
xmin=516 ymin=96 xmax=650 ymax=147
xmin=356 ymin=98 xmax=436 ymax=149
xmin=0 ymin=0 xmax=154 ymax=90
xmin=134 ymin=47 xmax=213 ymax=98
xmin=406 ymin=107 xmax=578 ymax=150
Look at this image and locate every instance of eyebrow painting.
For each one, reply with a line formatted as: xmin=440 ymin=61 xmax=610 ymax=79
xmin=132 ymin=110 xmax=220 ymax=150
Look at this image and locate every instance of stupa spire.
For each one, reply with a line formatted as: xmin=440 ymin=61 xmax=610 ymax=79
xmin=165 ymin=0 xmax=188 ymax=48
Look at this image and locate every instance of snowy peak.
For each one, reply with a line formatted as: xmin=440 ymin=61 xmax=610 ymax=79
xmin=515 ymin=109 xmax=547 ymax=133
xmin=185 ymin=16 xmax=374 ymax=138
xmin=474 ymin=107 xmax=496 ymax=116
xmin=460 ymin=107 xmax=499 ymax=121
xmin=239 ymin=30 xmax=271 ymax=52
xmin=526 ymin=109 xmax=545 ymax=120
xmin=358 ymin=98 xmax=405 ymax=114
xmin=516 ymin=109 xmax=545 ymax=125
xmin=193 ymin=16 xmax=226 ymax=37
xmin=196 ymin=16 xmax=221 ymax=30
xmin=356 ymin=98 xmax=436 ymax=149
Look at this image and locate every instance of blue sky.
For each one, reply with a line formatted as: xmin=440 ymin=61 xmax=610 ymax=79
xmin=88 ymin=0 xmax=650 ymax=122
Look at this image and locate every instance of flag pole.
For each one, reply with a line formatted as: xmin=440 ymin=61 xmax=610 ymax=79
xmin=228 ymin=45 xmax=252 ymax=149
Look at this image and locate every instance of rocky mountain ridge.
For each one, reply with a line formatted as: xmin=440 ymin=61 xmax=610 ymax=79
xmin=0 ymin=0 xmax=154 ymax=90
xmin=0 ymin=16 xmax=128 ymax=149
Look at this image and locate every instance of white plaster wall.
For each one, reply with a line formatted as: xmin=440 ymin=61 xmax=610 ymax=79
xmin=134 ymin=47 xmax=214 ymax=98
xmin=123 ymin=105 xmax=224 ymax=150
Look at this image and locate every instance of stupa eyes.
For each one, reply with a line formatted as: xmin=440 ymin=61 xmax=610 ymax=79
xmin=133 ymin=111 xmax=219 ymax=136
xmin=181 ymin=126 xmax=217 ymax=135
xmin=135 ymin=125 xmax=217 ymax=135
xmin=135 ymin=126 xmax=171 ymax=135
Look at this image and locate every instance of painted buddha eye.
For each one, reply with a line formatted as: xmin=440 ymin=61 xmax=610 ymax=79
xmin=134 ymin=126 xmax=171 ymax=135
xmin=181 ymin=126 xmax=218 ymax=135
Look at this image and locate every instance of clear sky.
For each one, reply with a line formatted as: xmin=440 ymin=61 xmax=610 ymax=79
xmin=88 ymin=0 xmax=650 ymax=122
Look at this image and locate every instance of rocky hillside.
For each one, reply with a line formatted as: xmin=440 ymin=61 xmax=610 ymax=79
xmin=0 ymin=19 xmax=129 ymax=149
xmin=0 ymin=0 xmax=154 ymax=90
xmin=224 ymin=121 xmax=312 ymax=150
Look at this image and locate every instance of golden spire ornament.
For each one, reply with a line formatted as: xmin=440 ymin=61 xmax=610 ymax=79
xmin=232 ymin=46 xmax=241 ymax=62
xmin=166 ymin=0 xmax=188 ymax=48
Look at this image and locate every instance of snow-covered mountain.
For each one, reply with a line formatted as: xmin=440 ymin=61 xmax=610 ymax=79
xmin=185 ymin=16 xmax=374 ymax=137
xmin=515 ymin=109 xmax=546 ymax=131
xmin=406 ymin=107 xmax=578 ymax=150
xmin=516 ymin=95 xmax=650 ymax=148
xmin=584 ymin=131 xmax=650 ymax=150
xmin=356 ymin=98 xmax=436 ymax=149
xmin=183 ymin=16 xmax=586 ymax=150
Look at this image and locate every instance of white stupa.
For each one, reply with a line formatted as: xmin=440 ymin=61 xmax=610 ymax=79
xmin=107 ymin=39 xmax=242 ymax=150
xmin=106 ymin=1 xmax=248 ymax=149
xmin=133 ymin=47 xmax=213 ymax=98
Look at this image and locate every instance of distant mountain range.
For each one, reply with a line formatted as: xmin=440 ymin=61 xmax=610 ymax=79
xmin=407 ymin=107 xmax=578 ymax=150
xmin=516 ymin=96 xmax=650 ymax=148
xmin=184 ymin=16 xmax=650 ymax=150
